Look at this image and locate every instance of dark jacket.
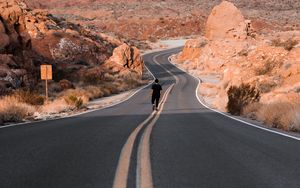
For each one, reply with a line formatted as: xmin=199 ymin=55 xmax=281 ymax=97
xmin=151 ymin=83 xmax=162 ymax=97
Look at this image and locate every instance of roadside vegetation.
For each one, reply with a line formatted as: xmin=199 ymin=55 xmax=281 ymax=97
xmin=0 ymin=73 xmax=146 ymax=125
xmin=226 ymin=83 xmax=260 ymax=116
xmin=271 ymin=38 xmax=299 ymax=51
xmin=242 ymin=101 xmax=300 ymax=132
xmin=227 ymin=83 xmax=300 ymax=132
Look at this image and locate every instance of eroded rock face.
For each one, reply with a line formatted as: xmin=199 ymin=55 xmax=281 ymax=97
xmin=0 ymin=0 xmax=143 ymax=95
xmin=177 ymin=38 xmax=207 ymax=62
xmin=205 ymin=1 xmax=249 ymax=40
xmin=105 ymin=43 xmax=144 ymax=78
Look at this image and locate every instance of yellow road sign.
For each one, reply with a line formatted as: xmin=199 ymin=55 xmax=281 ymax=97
xmin=40 ymin=65 xmax=52 ymax=80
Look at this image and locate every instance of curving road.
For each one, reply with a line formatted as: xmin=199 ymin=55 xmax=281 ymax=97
xmin=0 ymin=48 xmax=300 ymax=188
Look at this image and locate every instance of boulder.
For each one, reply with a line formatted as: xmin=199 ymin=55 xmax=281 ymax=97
xmin=177 ymin=38 xmax=207 ymax=62
xmin=105 ymin=43 xmax=144 ymax=77
xmin=205 ymin=1 xmax=248 ymax=40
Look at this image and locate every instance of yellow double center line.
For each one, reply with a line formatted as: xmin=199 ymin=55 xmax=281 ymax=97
xmin=113 ymin=84 xmax=175 ymax=188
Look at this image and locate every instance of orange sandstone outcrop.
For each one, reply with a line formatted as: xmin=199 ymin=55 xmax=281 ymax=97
xmin=175 ymin=1 xmax=300 ymax=112
xmin=177 ymin=38 xmax=207 ymax=63
xmin=205 ymin=1 xmax=248 ymax=40
xmin=0 ymin=0 xmax=144 ymax=95
xmin=105 ymin=43 xmax=144 ymax=78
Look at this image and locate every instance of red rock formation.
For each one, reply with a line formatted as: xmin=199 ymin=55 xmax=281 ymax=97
xmin=205 ymin=1 xmax=249 ymax=40
xmin=176 ymin=1 xmax=300 ymax=111
xmin=177 ymin=38 xmax=207 ymax=63
xmin=104 ymin=43 xmax=144 ymax=78
xmin=0 ymin=0 xmax=143 ymax=95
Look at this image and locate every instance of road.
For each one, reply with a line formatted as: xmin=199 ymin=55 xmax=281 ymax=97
xmin=0 ymin=48 xmax=300 ymax=188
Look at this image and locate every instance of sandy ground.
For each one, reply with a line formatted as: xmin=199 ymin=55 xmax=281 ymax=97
xmin=87 ymin=89 xmax=140 ymax=110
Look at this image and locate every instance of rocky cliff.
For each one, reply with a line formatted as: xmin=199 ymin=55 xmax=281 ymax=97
xmin=0 ymin=0 xmax=144 ymax=95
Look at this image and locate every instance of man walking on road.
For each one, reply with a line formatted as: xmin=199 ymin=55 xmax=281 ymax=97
xmin=151 ymin=78 xmax=162 ymax=111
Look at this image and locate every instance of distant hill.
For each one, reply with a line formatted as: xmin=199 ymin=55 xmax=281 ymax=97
xmin=25 ymin=0 xmax=300 ymax=40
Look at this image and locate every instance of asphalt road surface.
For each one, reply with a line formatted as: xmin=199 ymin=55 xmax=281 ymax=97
xmin=0 ymin=48 xmax=300 ymax=188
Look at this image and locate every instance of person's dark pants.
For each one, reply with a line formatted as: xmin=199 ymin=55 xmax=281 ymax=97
xmin=151 ymin=95 xmax=160 ymax=108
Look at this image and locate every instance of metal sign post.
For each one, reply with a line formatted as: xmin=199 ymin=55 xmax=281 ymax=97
xmin=40 ymin=65 xmax=52 ymax=104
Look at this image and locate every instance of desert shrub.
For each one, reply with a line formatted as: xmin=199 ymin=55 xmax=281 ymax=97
xmin=40 ymin=98 xmax=71 ymax=114
xmin=53 ymin=68 xmax=76 ymax=82
xmin=159 ymin=17 xmax=165 ymax=23
xmin=64 ymin=95 xmax=84 ymax=109
xmin=256 ymin=102 xmax=298 ymax=131
xmin=255 ymin=58 xmax=282 ymax=76
xmin=101 ymin=88 xmax=112 ymax=97
xmin=255 ymin=61 xmax=274 ymax=75
xmin=59 ymin=79 xmax=75 ymax=90
xmin=149 ymin=36 xmax=158 ymax=43
xmin=226 ymin=83 xmax=260 ymax=115
xmin=13 ymin=90 xmax=45 ymax=105
xmin=122 ymin=74 xmax=144 ymax=89
xmin=84 ymin=86 xmax=104 ymax=99
xmin=103 ymin=73 xmax=115 ymax=82
xmin=0 ymin=96 xmax=35 ymax=123
xmin=62 ymin=88 xmax=89 ymax=102
xmin=103 ymin=83 xmax=119 ymax=95
xmin=125 ymin=78 xmax=141 ymax=89
xmin=49 ymin=82 xmax=63 ymax=93
xmin=271 ymin=38 xmax=299 ymax=51
xmin=242 ymin=102 xmax=261 ymax=119
xmin=258 ymin=82 xmax=276 ymax=93
xmin=293 ymin=111 xmax=300 ymax=132
xmin=82 ymin=71 xmax=105 ymax=85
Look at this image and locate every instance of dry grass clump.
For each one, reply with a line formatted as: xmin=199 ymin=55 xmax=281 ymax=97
xmin=255 ymin=58 xmax=282 ymax=76
xmin=255 ymin=61 xmax=274 ymax=75
xmin=271 ymin=38 xmax=299 ymax=51
xmin=227 ymin=83 xmax=260 ymax=115
xmin=293 ymin=112 xmax=300 ymax=131
xmin=13 ymin=90 xmax=45 ymax=105
xmin=84 ymin=86 xmax=105 ymax=99
xmin=64 ymin=95 xmax=84 ymax=109
xmin=39 ymin=98 xmax=71 ymax=114
xmin=0 ymin=72 xmax=146 ymax=124
xmin=256 ymin=103 xmax=300 ymax=131
xmin=0 ymin=96 xmax=35 ymax=123
xmin=257 ymin=81 xmax=276 ymax=93
xmin=242 ymin=101 xmax=300 ymax=132
xmin=82 ymin=71 xmax=104 ymax=85
xmin=241 ymin=102 xmax=261 ymax=119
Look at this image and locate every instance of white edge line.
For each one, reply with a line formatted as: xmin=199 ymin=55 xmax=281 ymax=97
xmin=167 ymin=55 xmax=300 ymax=141
xmin=0 ymin=56 xmax=156 ymax=129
